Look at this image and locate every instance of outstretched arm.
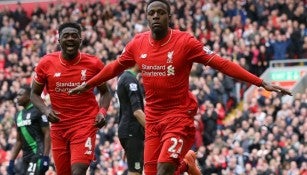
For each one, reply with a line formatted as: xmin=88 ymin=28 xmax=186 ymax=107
xmin=259 ymin=81 xmax=292 ymax=95
xmin=208 ymin=56 xmax=292 ymax=96
xmin=69 ymin=60 xmax=127 ymax=95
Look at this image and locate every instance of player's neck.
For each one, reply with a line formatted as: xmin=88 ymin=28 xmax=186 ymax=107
xmin=149 ymin=29 xmax=172 ymax=47
xmin=24 ymin=103 xmax=33 ymax=110
xmin=151 ymin=28 xmax=170 ymax=41
xmin=61 ymin=51 xmax=79 ymax=60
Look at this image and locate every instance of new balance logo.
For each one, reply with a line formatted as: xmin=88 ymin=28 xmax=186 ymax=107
xmin=54 ymin=72 xmax=61 ymax=77
xmin=170 ymin=153 xmax=179 ymax=158
xmin=140 ymin=54 xmax=147 ymax=59
xmin=203 ymin=47 xmax=213 ymax=55
xmin=84 ymin=150 xmax=92 ymax=155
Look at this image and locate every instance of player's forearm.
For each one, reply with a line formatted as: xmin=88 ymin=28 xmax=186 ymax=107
xmin=30 ymin=94 xmax=49 ymax=115
xmin=133 ymin=109 xmax=146 ymax=128
xmin=10 ymin=140 xmax=22 ymax=160
xmin=99 ymin=86 xmax=112 ymax=110
xmin=43 ymin=128 xmax=51 ymax=156
xmin=87 ymin=61 xmax=127 ymax=88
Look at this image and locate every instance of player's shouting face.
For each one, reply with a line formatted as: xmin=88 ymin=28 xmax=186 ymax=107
xmin=58 ymin=27 xmax=82 ymax=59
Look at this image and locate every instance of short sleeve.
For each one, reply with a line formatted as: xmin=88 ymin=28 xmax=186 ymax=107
xmin=33 ymin=59 xmax=47 ymax=85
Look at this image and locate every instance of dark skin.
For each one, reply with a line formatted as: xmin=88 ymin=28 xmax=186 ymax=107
xmin=68 ymin=1 xmax=292 ymax=175
xmin=146 ymin=1 xmax=170 ymax=40
xmin=30 ymin=27 xmax=112 ymax=175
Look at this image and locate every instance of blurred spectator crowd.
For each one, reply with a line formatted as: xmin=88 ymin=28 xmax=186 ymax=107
xmin=0 ymin=0 xmax=306 ymax=174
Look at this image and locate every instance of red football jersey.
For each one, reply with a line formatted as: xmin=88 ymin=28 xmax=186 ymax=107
xmin=88 ymin=29 xmax=262 ymax=122
xmin=34 ymin=51 xmax=104 ymax=129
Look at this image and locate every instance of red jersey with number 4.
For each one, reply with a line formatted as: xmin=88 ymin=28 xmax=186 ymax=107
xmin=34 ymin=51 xmax=104 ymax=129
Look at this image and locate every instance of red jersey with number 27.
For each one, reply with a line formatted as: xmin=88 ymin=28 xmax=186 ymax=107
xmin=34 ymin=51 xmax=104 ymax=130
xmin=88 ymin=29 xmax=262 ymax=122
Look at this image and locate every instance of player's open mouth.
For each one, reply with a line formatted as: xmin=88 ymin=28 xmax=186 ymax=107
xmin=66 ymin=45 xmax=76 ymax=50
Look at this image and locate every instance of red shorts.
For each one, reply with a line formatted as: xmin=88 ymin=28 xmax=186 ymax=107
xmin=144 ymin=116 xmax=195 ymax=175
xmin=50 ymin=125 xmax=97 ymax=174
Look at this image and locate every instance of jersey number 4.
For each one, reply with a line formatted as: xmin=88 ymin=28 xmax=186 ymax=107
xmin=84 ymin=137 xmax=93 ymax=155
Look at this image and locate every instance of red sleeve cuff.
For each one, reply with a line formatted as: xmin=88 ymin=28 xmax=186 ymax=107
xmin=99 ymin=108 xmax=107 ymax=116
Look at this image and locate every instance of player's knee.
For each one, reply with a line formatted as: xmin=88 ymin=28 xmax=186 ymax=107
xmin=127 ymin=171 xmax=142 ymax=175
xmin=71 ymin=163 xmax=89 ymax=175
xmin=157 ymin=162 xmax=176 ymax=175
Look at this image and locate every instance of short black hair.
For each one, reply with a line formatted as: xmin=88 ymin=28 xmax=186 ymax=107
xmin=146 ymin=0 xmax=171 ymax=14
xmin=21 ymin=85 xmax=31 ymax=96
xmin=58 ymin=22 xmax=82 ymax=37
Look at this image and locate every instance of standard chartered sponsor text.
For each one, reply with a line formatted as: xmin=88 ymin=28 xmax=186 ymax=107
xmin=142 ymin=64 xmax=166 ymax=70
xmin=55 ymin=81 xmax=82 ymax=92
xmin=142 ymin=64 xmax=167 ymax=77
xmin=142 ymin=70 xmax=167 ymax=77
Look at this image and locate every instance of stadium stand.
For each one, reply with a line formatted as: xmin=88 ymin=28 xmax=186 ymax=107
xmin=0 ymin=0 xmax=306 ymax=174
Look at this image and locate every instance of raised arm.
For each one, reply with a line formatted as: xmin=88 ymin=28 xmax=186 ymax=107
xmin=207 ymin=56 xmax=292 ymax=96
xmin=69 ymin=60 xmax=128 ymax=95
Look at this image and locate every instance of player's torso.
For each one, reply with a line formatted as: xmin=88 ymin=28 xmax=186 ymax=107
xmin=43 ymin=53 xmax=100 ymax=94
xmin=132 ymin=31 xmax=193 ymax=111
xmin=135 ymin=39 xmax=190 ymax=83
xmin=117 ymin=72 xmax=144 ymax=133
xmin=39 ymin=53 xmax=101 ymax=126
xmin=117 ymin=71 xmax=143 ymax=107
xmin=16 ymin=106 xmax=45 ymax=157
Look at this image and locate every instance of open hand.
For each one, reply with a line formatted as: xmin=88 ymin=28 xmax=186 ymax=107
xmin=261 ymin=81 xmax=292 ymax=96
xmin=45 ymin=109 xmax=60 ymax=123
xmin=68 ymin=82 xmax=89 ymax=95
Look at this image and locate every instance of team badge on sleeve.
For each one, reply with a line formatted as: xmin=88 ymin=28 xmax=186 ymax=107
xmin=41 ymin=114 xmax=48 ymax=122
xmin=134 ymin=162 xmax=141 ymax=170
xmin=129 ymin=83 xmax=138 ymax=91
xmin=203 ymin=46 xmax=213 ymax=54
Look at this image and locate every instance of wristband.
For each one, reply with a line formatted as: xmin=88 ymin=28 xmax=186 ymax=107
xmin=9 ymin=159 xmax=14 ymax=165
xmin=99 ymin=108 xmax=107 ymax=116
